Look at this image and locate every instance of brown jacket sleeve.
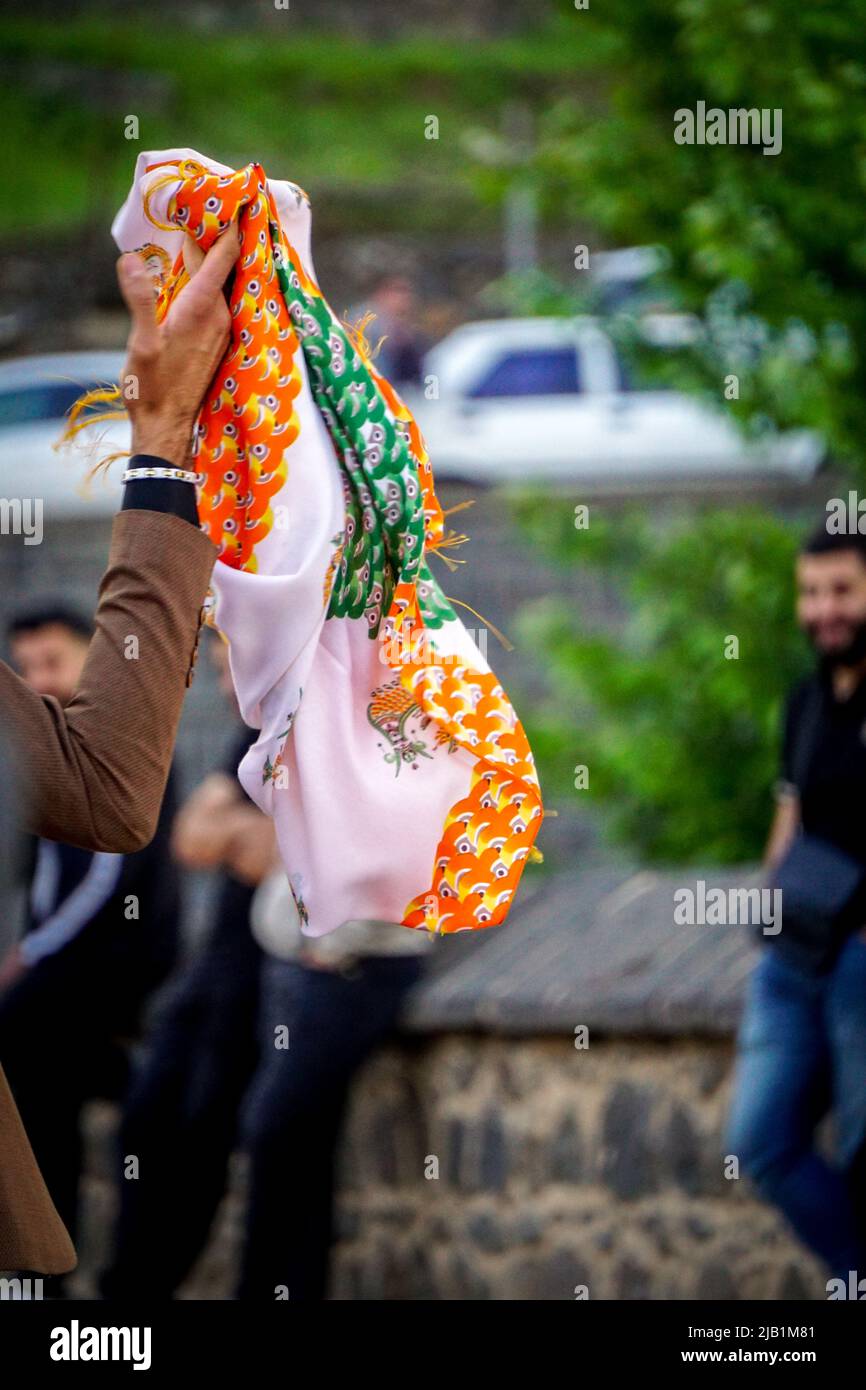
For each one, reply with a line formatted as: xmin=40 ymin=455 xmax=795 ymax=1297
xmin=0 ymin=509 xmax=216 ymax=853
xmin=0 ymin=1065 xmax=78 ymax=1275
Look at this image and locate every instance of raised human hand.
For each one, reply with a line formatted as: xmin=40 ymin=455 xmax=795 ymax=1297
xmin=116 ymin=224 xmax=241 ymax=467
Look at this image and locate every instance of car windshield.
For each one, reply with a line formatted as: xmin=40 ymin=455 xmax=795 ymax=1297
xmin=0 ymin=380 xmax=118 ymax=428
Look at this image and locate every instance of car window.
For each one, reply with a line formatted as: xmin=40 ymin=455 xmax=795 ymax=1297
xmin=0 ymin=381 xmax=117 ymax=428
xmin=467 ymin=348 xmax=580 ymax=399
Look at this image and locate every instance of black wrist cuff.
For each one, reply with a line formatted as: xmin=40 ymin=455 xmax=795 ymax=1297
xmin=121 ymin=455 xmax=200 ymax=527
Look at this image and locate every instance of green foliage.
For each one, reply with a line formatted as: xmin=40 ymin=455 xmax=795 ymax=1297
xmin=0 ymin=11 xmax=606 ymax=237
xmin=494 ymin=2 xmax=863 ymax=866
xmin=512 ymin=498 xmax=810 ymax=864
xmin=531 ymin=0 xmax=866 ymax=477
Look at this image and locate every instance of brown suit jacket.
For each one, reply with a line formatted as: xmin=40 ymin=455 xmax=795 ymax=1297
xmin=0 ymin=508 xmax=216 ymax=1274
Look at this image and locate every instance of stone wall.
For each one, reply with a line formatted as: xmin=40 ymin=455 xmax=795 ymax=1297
xmin=75 ymin=1031 xmax=826 ymax=1301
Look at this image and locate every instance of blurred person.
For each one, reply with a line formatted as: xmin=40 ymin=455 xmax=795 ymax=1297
xmin=725 ymin=524 xmax=866 ymax=1284
xmin=349 ymin=274 xmax=426 ymax=387
xmin=5 ymin=605 xmax=93 ymax=706
xmin=235 ymin=875 xmax=432 ymax=1301
xmin=0 ymin=604 xmax=182 ymax=1290
xmin=0 ymin=226 xmax=239 ymax=1276
xmin=100 ymin=634 xmax=273 ymax=1300
xmin=103 ymin=633 xmax=435 ymax=1302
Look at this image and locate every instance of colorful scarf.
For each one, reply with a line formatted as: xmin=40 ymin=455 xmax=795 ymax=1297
xmin=110 ymin=148 xmax=542 ymax=937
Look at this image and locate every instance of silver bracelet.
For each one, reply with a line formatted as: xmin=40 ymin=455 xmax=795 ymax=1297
xmin=122 ymin=466 xmax=202 ymax=485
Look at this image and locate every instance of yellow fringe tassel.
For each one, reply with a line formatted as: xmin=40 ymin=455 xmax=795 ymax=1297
xmin=142 ymin=158 xmax=210 ymax=232
xmin=428 ymin=527 xmax=470 ymax=573
xmin=444 ymin=595 xmax=514 ymax=652
xmin=53 ymin=382 xmax=129 ymax=476
xmin=341 ymin=309 xmax=386 ymax=368
xmin=441 ymin=498 xmax=476 ymax=519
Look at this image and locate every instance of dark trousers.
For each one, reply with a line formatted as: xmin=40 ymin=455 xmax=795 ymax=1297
xmin=100 ymin=917 xmax=262 ymax=1299
xmin=236 ymin=953 xmax=423 ymax=1302
xmin=0 ymin=938 xmax=170 ymax=1251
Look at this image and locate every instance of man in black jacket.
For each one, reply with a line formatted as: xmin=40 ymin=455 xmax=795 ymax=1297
xmin=725 ymin=524 xmax=866 ymax=1286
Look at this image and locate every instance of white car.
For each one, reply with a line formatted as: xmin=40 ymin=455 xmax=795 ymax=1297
xmin=0 ymin=330 xmax=825 ymax=519
xmin=0 ymin=352 xmax=129 ymax=521
xmin=403 ymin=317 xmax=826 ymax=487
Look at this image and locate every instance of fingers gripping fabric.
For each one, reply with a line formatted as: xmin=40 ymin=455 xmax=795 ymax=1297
xmin=113 ymin=148 xmax=543 ymax=937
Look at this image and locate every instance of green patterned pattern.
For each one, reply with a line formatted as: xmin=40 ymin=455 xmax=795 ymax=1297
xmin=270 ymin=218 xmax=457 ymax=637
xmin=415 ymin=561 xmax=458 ymax=627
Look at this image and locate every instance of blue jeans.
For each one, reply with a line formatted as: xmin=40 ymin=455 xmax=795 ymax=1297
xmin=725 ymin=932 xmax=866 ymax=1281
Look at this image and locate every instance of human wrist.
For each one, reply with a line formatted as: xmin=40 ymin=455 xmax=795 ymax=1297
xmin=131 ymin=413 xmax=195 ymax=468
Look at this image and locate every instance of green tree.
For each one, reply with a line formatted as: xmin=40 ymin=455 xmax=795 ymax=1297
xmin=490 ymin=2 xmax=864 ymax=864
xmin=513 ymin=501 xmax=810 ymax=863
xmin=526 ymin=0 xmax=866 ymax=472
